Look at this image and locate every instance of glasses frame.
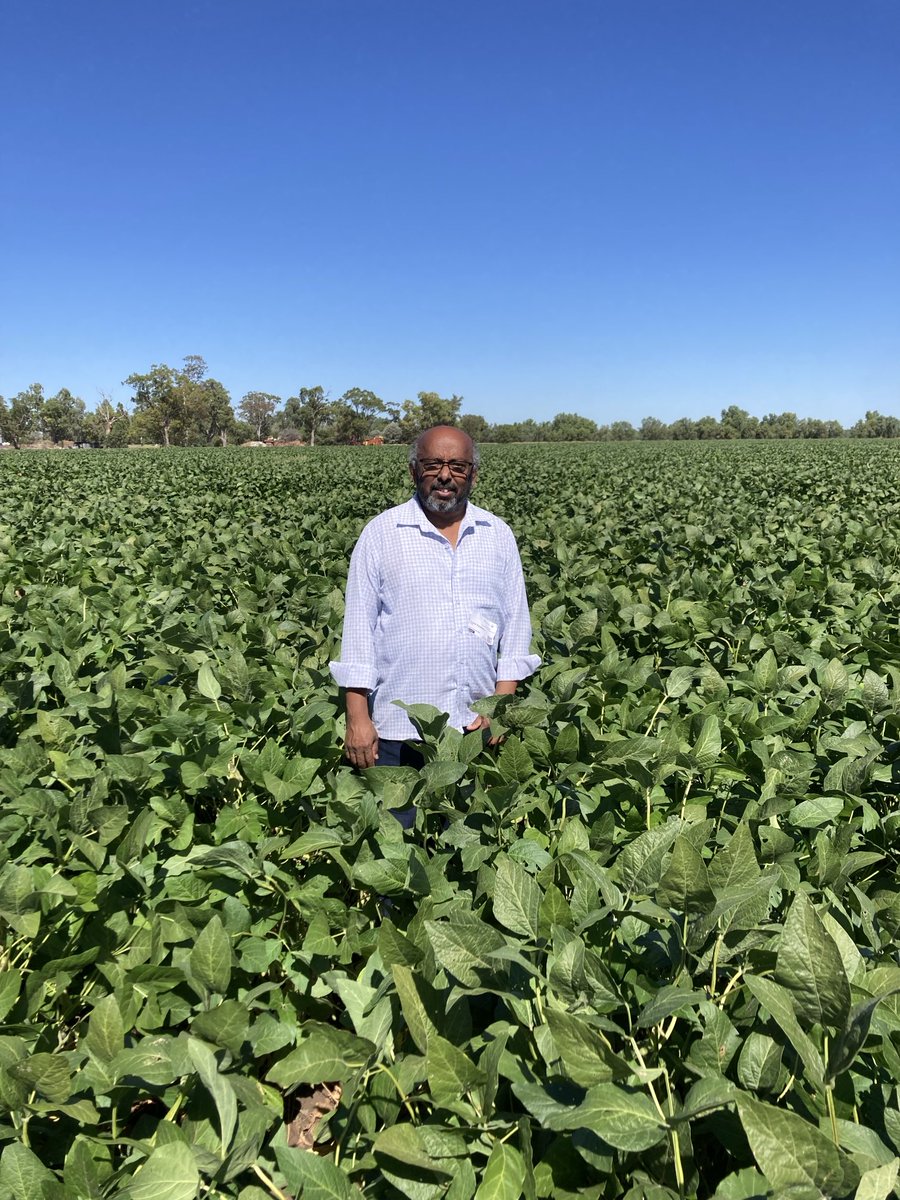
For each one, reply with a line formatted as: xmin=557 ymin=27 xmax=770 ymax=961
xmin=415 ymin=457 xmax=475 ymax=477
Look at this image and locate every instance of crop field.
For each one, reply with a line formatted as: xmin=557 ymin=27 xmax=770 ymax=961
xmin=2 ymin=439 xmax=900 ymax=1200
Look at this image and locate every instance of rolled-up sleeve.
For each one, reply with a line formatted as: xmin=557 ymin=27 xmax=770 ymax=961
xmin=496 ymin=534 xmax=541 ymax=682
xmin=329 ymin=529 xmax=380 ymax=691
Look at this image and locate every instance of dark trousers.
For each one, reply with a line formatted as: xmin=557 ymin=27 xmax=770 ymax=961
xmin=377 ymin=739 xmax=423 ymax=828
xmin=377 ymin=739 xmax=425 ymax=769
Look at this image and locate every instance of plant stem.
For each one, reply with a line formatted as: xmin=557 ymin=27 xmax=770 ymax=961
xmin=709 ymin=933 xmax=723 ymax=998
xmin=251 ymin=1163 xmax=291 ymax=1200
xmin=373 ymin=1062 xmax=417 ymax=1123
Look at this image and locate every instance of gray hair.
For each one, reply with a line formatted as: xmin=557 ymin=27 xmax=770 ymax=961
xmin=409 ymin=430 xmax=480 ymax=469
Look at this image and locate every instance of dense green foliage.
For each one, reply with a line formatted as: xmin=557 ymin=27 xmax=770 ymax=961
xmin=5 ymin=362 xmax=900 ymax=448
xmin=2 ymin=441 xmax=900 ymax=1199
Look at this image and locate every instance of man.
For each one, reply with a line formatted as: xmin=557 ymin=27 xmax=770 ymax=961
xmin=330 ymin=425 xmax=540 ymax=771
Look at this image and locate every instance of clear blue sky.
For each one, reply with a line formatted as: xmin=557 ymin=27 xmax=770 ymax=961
xmin=2 ymin=0 xmax=898 ymax=426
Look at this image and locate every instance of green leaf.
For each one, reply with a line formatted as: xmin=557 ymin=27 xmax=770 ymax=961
xmin=197 ymin=662 xmax=222 ymax=701
xmin=266 ymin=1024 xmax=374 ymax=1087
xmin=666 ymin=665 xmax=695 ymax=698
xmin=828 ymin=989 xmax=900 ymax=1081
xmin=0 ymin=969 xmax=21 ymax=1022
xmin=744 ymin=975 xmax=824 ymax=1084
xmin=189 ymin=915 xmax=232 ymax=995
xmin=0 ymin=1142 xmax=56 ymax=1199
xmin=497 ymin=738 xmax=535 ymax=785
xmin=558 ymin=1083 xmax=667 ymax=1152
xmin=708 ymin=822 xmax=760 ymax=895
xmin=374 ymin=1124 xmax=453 ymax=1174
xmin=691 ymin=714 xmax=721 ymax=771
xmin=425 ymin=1034 xmax=486 ymax=1103
xmin=570 ymin=608 xmax=599 ymax=642
xmin=9 ymin=1052 xmax=72 ymax=1103
xmin=475 ymin=1141 xmax=525 ymax=1200
xmin=494 ymin=855 xmax=541 ymax=939
xmin=422 ymin=759 xmax=468 ymax=790
xmin=637 ymin=985 xmax=706 ymax=1028
xmin=617 ymin=821 xmax=681 ymax=893
xmin=545 ymin=1009 xmax=632 ymax=1087
xmin=855 ymin=1160 xmax=899 ymax=1200
xmin=656 ymin=834 xmax=713 ymax=913
xmin=736 ymin=1032 xmax=783 ymax=1093
xmin=84 ymin=993 xmax=125 ymax=1062
xmin=818 ymin=658 xmax=849 ymax=708
xmin=187 ymin=1037 xmax=237 ymax=1156
xmin=63 ymin=1135 xmax=106 ymax=1200
xmin=128 ymin=1142 xmax=200 ymax=1200
xmin=391 ymin=963 xmax=439 ymax=1054
xmin=787 ymin=796 xmax=844 ymax=828
xmin=736 ymin=1093 xmax=851 ymax=1196
xmin=378 ymin=919 xmax=424 ymax=968
xmin=753 ymin=650 xmax=778 ymax=693
xmin=191 ymin=999 xmax=250 ymax=1056
xmin=425 ymin=919 xmax=508 ymax=988
xmin=774 ymin=891 xmax=851 ymax=1028
xmin=274 ymin=1143 xmax=363 ymax=1199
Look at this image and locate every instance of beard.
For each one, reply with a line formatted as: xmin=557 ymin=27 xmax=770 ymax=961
xmin=418 ymin=477 xmax=471 ymax=514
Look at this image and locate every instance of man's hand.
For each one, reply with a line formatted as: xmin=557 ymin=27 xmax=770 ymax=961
xmin=345 ymin=688 xmax=378 ymax=768
xmin=465 ymin=679 xmax=519 ymax=746
xmin=464 ymin=713 xmax=502 ymax=746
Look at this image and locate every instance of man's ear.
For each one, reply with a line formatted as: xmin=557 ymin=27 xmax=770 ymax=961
xmin=408 ymin=462 xmax=417 ymax=484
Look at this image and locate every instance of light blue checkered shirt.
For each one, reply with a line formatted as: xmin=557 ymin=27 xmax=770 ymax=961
xmin=330 ymin=495 xmax=541 ymax=740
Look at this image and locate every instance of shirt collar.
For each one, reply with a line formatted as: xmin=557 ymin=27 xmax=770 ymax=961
xmin=396 ymin=494 xmax=492 ymax=535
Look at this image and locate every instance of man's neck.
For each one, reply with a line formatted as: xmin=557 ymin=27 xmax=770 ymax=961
xmin=417 ymin=497 xmax=467 ymax=546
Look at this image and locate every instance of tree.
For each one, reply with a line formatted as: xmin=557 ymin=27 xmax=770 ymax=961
xmin=608 ymin=420 xmax=637 ymax=441
xmin=196 ymin=379 xmax=236 ymax=445
xmin=669 ymin=417 xmax=698 ymax=440
xmin=548 ymin=412 xmax=600 ymax=441
xmin=238 ymin=392 xmax=279 ymax=441
xmin=758 ymin=411 xmax=799 ymax=439
xmin=289 ymin=386 xmax=331 ymax=446
xmin=124 ymin=356 xmax=230 ymax=446
xmin=328 ymin=388 xmax=388 ymax=444
xmin=0 ymin=384 xmax=43 ymax=448
xmin=850 ymin=410 xmax=900 ymax=438
xmin=124 ymin=364 xmax=182 ymax=447
xmin=87 ymin=393 xmax=130 ymax=447
xmin=380 ymin=421 xmax=404 ymax=443
xmin=720 ymin=406 xmax=758 ymax=440
xmin=639 ymin=416 xmax=669 ymax=441
xmin=459 ymin=413 xmax=490 ymax=441
xmin=42 ymin=388 xmax=86 ymax=444
xmin=399 ymin=391 xmax=462 ymax=439
xmin=695 ymin=415 xmax=721 ymax=440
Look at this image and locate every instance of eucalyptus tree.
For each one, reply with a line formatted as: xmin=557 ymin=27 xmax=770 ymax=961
xmin=238 ymin=392 xmax=280 ymax=441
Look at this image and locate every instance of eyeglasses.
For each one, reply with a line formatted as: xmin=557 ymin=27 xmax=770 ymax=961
xmin=416 ymin=458 xmax=474 ymax=476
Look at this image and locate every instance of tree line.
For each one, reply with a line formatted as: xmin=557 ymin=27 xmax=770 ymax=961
xmin=1 ymin=357 xmax=898 ymax=448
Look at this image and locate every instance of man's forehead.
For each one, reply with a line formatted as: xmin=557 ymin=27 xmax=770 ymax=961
xmin=418 ymin=427 xmax=474 ymax=458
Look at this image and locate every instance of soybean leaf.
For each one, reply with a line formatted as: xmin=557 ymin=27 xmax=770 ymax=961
xmin=494 ymin=855 xmax=541 ymax=939
xmin=275 ymin=1142 xmax=363 ymax=1199
xmin=189 ymin=915 xmax=232 ymax=996
xmin=128 ymin=1142 xmax=201 ymax=1200
xmin=188 ymin=1037 xmax=238 ymax=1156
xmin=425 ymin=1034 xmax=486 ymax=1103
xmin=475 ymin=1142 xmax=525 ymax=1200
xmin=736 ymin=1093 xmax=854 ymax=1197
xmin=557 ymin=1083 xmax=667 ymax=1152
xmin=744 ymin=975 xmax=825 ymax=1085
xmin=774 ymin=891 xmax=851 ymax=1028
xmin=425 ymin=919 xmax=508 ymax=988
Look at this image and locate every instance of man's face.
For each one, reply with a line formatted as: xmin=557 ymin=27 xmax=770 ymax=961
xmin=410 ymin=428 xmax=477 ymax=516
